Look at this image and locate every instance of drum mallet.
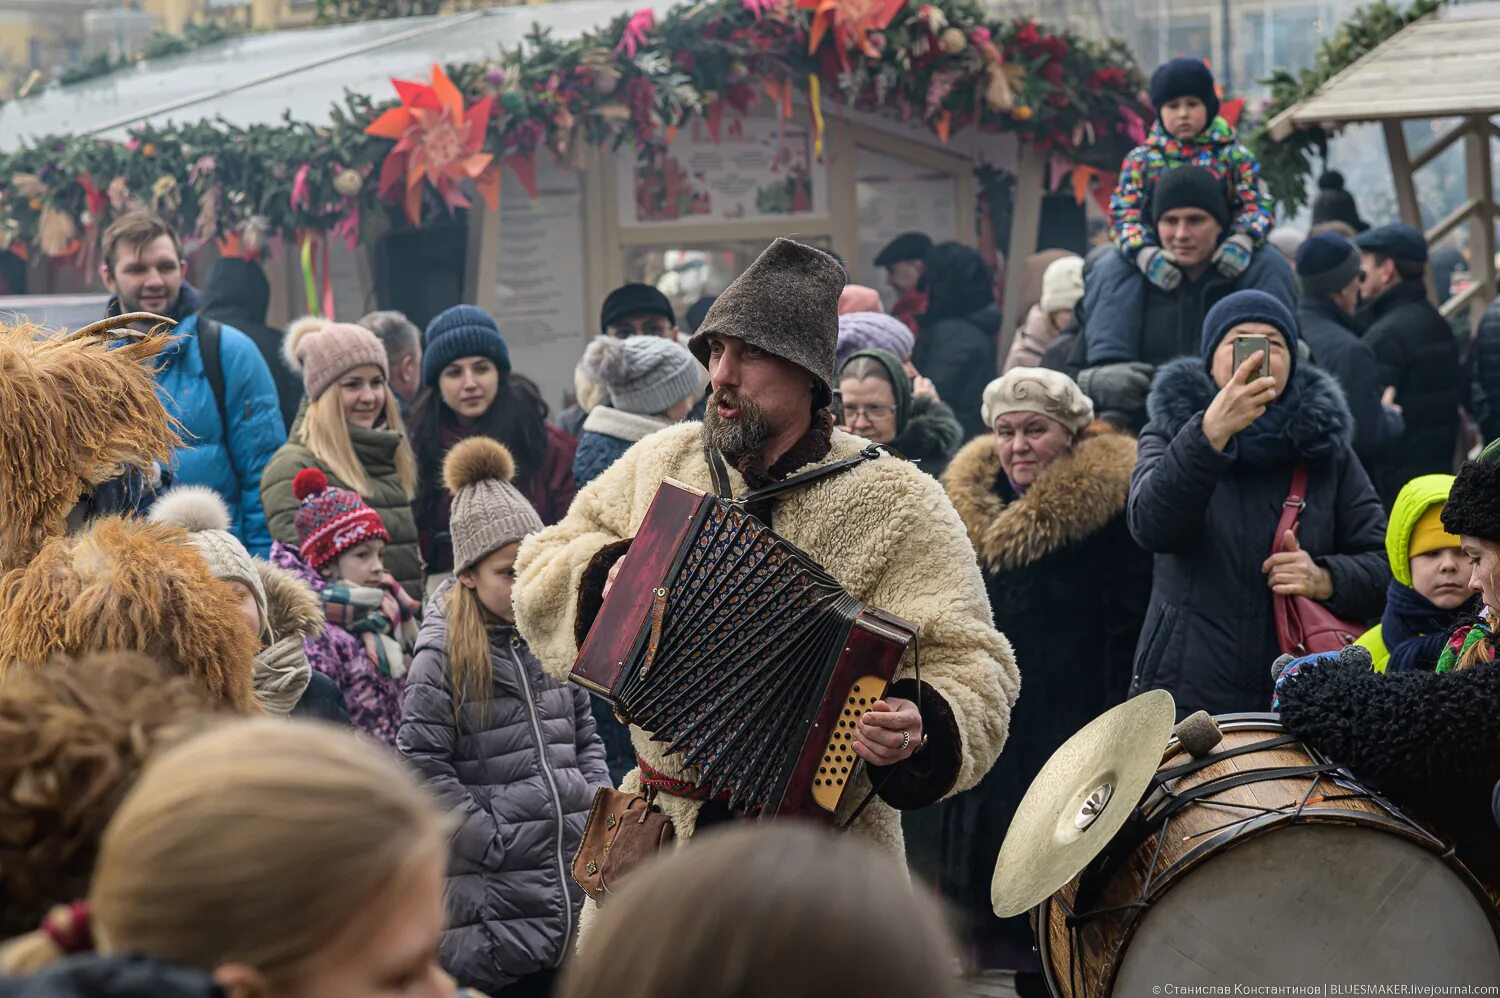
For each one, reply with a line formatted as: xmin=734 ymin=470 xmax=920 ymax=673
xmin=1174 ymin=711 xmax=1223 ymax=759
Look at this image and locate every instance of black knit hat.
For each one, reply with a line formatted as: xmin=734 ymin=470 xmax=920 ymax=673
xmin=1442 ymin=439 xmax=1500 ymax=543
xmin=1310 ymin=172 xmax=1369 ymax=233
xmin=688 ymin=238 xmax=844 ymax=410
xmin=422 ymin=305 xmax=510 ymax=387
xmin=1295 ymin=232 xmax=1360 ymax=299
xmin=600 ymin=283 xmax=676 ymax=334
xmin=1151 ymin=166 xmax=1230 ymax=230
xmin=1150 ymin=57 xmax=1220 ymax=126
xmin=873 ymin=232 xmax=933 ymax=268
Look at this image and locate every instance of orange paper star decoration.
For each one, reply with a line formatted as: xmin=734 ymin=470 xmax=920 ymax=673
xmin=797 ymin=0 xmax=904 ymax=66
xmin=365 ymin=64 xmax=500 ymax=225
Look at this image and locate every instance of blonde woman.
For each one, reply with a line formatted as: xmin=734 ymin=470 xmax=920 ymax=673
xmin=260 ymin=318 xmax=422 ymax=598
xmin=0 ymin=720 xmax=456 ymax=998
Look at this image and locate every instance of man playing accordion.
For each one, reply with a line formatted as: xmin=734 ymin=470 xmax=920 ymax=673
xmin=514 ymin=238 xmax=1017 ymax=888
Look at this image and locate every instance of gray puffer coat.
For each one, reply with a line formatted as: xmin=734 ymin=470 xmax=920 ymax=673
xmin=398 ymin=586 xmax=610 ymax=993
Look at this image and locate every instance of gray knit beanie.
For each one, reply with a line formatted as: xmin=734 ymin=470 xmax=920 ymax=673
xmin=688 ymin=238 xmax=845 ymax=409
xmin=578 ymin=335 xmax=703 ymax=416
xmin=443 ymin=437 xmax=544 ymax=574
xmin=148 ymin=485 xmax=269 ymax=641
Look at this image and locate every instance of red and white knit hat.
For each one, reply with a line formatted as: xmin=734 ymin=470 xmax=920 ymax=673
xmin=291 ymin=468 xmax=388 ymax=571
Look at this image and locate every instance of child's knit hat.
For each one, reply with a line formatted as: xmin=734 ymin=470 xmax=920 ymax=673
xmin=1150 ymin=57 xmax=1220 ymax=126
xmin=149 ymin=486 xmax=268 ymax=641
xmin=291 ymin=468 xmax=389 ymax=572
xmin=443 ymin=438 xmax=543 ymax=574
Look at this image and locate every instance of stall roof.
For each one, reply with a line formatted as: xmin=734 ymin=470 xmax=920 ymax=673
xmin=1267 ymin=1 xmax=1500 ymax=140
xmin=0 ymin=0 xmax=682 ymax=151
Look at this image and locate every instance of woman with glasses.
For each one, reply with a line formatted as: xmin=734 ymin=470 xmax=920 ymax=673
xmin=836 ymin=349 xmax=962 ymax=478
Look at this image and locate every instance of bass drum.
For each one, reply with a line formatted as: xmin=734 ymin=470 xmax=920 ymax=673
xmin=1037 ymin=714 xmax=1500 ymax=995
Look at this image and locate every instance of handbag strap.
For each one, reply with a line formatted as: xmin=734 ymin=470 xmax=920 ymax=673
xmin=1273 ymin=462 xmax=1309 ymax=557
xmin=705 ymin=443 xmax=886 ymax=504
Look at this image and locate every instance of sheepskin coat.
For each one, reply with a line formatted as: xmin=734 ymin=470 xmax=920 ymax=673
xmin=906 ymin=429 xmax=1149 ymax=956
xmin=513 ymin=420 xmax=1017 ymax=879
xmin=1129 ymin=359 xmax=1389 ymax=716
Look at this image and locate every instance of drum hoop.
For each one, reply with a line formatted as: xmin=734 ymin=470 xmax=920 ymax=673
xmin=1037 ymin=715 xmax=1500 ymax=997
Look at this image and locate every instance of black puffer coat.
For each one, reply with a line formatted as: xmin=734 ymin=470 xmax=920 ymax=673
xmin=912 ymin=245 xmax=1000 ymax=439
xmin=1128 ymin=359 xmax=1389 ymax=716
xmin=199 ymin=258 xmax=303 ymax=431
xmin=1278 ymin=656 xmax=1500 ymax=889
xmin=1299 ymin=296 xmax=1404 ymax=486
xmin=1358 ymin=279 xmax=1462 ymax=503
xmin=397 ymin=587 xmax=610 ymax=993
xmin=906 ymin=429 xmax=1150 ymax=962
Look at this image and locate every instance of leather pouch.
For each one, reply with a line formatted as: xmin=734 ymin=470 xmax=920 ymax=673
xmin=572 ymin=787 xmax=675 ymax=902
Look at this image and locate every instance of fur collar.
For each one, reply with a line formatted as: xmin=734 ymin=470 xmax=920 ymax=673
xmin=943 ymin=429 xmax=1137 ymax=571
xmin=257 ymin=561 xmax=323 ymax=641
xmin=729 ymin=410 xmax=835 ymax=490
xmin=582 ymin=405 xmax=669 ymax=443
xmin=1146 ymin=357 xmax=1352 ymax=461
xmin=891 ymin=396 xmax=963 ymax=465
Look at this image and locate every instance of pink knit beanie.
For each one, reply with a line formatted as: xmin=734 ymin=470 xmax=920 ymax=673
xmin=282 ymin=317 xmax=390 ymax=400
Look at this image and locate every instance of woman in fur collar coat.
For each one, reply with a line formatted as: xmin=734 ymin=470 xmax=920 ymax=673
xmin=905 ymin=369 xmax=1149 ymax=990
xmin=1129 ymin=290 xmax=1388 ymax=716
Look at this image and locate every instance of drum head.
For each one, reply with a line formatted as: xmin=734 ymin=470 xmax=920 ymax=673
xmin=1112 ymin=823 xmax=1500 ymax=987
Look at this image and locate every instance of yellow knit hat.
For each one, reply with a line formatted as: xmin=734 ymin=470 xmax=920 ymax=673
xmin=1409 ymin=502 xmax=1461 ymax=559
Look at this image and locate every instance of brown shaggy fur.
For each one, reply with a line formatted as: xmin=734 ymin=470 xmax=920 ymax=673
xmin=0 ymin=652 xmax=215 ymax=937
xmin=0 ymin=518 xmax=260 ymax=714
xmin=0 ymin=319 xmax=180 ymax=571
xmin=443 ymin=436 xmax=516 ymax=495
xmin=942 ymin=425 xmax=1137 ymax=573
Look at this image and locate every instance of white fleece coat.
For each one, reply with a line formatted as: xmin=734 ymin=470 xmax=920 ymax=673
xmin=513 ymin=422 xmax=1019 ymax=931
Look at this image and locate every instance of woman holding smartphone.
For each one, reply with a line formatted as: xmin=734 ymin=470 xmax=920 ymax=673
xmin=1126 ymin=289 xmax=1389 ymax=717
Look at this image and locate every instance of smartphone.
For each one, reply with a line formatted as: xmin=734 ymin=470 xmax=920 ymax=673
xmin=830 ymin=389 xmax=845 ymax=426
xmin=1232 ymin=335 xmax=1271 ymax=382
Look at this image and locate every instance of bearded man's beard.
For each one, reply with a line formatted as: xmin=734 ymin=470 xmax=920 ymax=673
xmin=701 ymin=387 xmax=772 ymax=457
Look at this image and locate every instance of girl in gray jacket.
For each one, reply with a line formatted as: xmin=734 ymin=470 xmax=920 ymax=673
xmin=399 ymin=437 xmax=610 ymax=997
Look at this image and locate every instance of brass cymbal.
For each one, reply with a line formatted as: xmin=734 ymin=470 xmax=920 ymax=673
xmin=991 ymin=689 xmax=1175 ymax=917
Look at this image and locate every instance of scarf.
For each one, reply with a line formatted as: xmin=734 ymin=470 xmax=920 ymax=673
xmin=321 ymin=573 xmax=419 ymax=679
xmin=254 ymin=636 xmax=313 ymax=715
xmin=1382 ymin=580 xmax=1480 ymax=673
xmin=728 ymin=410 xmax=835 ymax=491
xmin=1436 ymin=607 xmax=1495 ymax=674
xmin=1227 ymin=377 xmax=1302 ymax=468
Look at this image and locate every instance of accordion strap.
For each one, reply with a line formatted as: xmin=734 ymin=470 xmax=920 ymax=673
xmin=706 ymin=443 xmax=886 ymax=503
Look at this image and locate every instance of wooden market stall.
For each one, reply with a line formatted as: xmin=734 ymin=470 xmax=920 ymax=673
xmin=1266 ymin=0 xmax=1500 ymax=326
xmin=0 ymin=0 xmax=1146 ymax=406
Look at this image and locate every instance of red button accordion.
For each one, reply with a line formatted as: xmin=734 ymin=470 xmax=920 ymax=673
xmin=569 ymin=477 xmax=918 ymax=819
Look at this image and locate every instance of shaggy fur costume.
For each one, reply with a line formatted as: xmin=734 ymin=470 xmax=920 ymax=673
xmin=0 ymin=318 xmax=180 ymax=571
xmin=1277 ymin=657 xmax=1500 ymax=888
xmin=0 ymin=517 xmax=260 ymax=714
xmin=514 ymin=421 xmax=1019 ymax=942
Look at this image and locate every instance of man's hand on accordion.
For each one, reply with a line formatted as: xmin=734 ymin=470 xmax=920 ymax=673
xmin=853 ymin=698 xmax=924 ymax=767
xmin=601 ymin=554 xmax=626 ymax=601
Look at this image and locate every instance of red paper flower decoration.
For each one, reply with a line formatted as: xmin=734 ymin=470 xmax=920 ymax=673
xmin=365 ymin=64 xmax=500 ymax=225
xmin=797 ymin=0 xmax=904 ymax=67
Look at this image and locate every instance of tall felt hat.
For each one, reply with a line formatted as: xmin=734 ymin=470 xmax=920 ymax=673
xmin=291 ymin=468 xmax=389 ymax=571
xmin=688 ymin=238 xmax=845 ymax=410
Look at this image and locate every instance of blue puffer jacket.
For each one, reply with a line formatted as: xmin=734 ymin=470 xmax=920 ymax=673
xmin=115 ymin=288 xmax=285 ymax=555
xmin=398 ymin=584 xmax=609 ymax=993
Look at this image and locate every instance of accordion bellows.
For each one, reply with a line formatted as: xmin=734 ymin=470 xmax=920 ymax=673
xmin=571 ymin=479 xmax=917 ymax=818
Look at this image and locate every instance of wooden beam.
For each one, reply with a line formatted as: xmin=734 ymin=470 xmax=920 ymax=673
xmin=995 ymin=141 xmax=1046 ymax=373
xmin=1425 ymin=195 xmax=1480 ymax=248
xmin=1466 ymin=115 xmax=1497 ymax=329
xmin=1440 ymin=280 xmax=1482 ymax=321
xmin=1410 ymin=119 xmax=1467 ymax=172
xmin=1383 ymin=119 xmax=1425 ymax=231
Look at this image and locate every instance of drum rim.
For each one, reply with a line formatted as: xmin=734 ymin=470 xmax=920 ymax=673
xmin=1036 ymin=714 xmax=1500 ymax=996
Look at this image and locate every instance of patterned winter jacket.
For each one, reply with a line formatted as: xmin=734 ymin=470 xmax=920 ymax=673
xmin=1109 ymin=117 xmax=1272 ymax=260
xmin=269 ymin=541 xmax=404 ymax=745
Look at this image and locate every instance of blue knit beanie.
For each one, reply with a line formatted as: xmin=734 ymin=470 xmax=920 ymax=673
xmin=1150 ymin=57 xmax=1220 ymax=127
xmin=1295 ymin=232 xmax=1360 ymax=298
xmin=423 ymin=305 xmax=510 ymax=387
xmin=1200 ymin=289 xmax=1299 ymax=370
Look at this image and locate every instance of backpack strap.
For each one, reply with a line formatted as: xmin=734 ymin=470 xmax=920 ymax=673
xmin=197 ymin=316 xmax=230 ymax=439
